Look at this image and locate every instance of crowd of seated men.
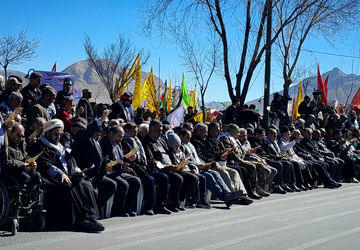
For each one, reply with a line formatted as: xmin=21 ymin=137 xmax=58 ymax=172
xmin=0 ymin=74 xmax=359 ymax=233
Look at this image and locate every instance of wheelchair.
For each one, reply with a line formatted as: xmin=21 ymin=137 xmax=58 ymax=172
xmin=0 ymin=174 xmax=45 ymax=236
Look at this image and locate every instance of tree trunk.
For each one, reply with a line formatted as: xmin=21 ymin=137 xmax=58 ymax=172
xmin=282 ymin=77 xmax=292 ymax=112
xmin=4 ymin=65 xmax=8 ymax=81
xmin=201 ymin=89 xmax=205 ymax=123
xmin=283 ymin=77 xmax=292 ymax=99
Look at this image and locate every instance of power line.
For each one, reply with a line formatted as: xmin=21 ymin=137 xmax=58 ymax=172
xmin=302 ymin=48 xmax=360 ymax=59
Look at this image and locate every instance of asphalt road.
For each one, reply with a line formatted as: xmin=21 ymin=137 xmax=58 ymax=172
xmin=1 ymin=183 xmax=360 ymax=250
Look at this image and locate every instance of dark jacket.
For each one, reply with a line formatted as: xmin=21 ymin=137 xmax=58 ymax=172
xmin=21 ymin=84 xmax=41 ymax=115
xmin=78 ymin=97 xmax=94 ymax=124
xmin=72 ymin=121 xmax=105 ymax=181
xmin=4 ymin=141 xmax=28 ymax=173
xmin=223 ymin=104 xmax=237 ymax=124
xmin=28 ymin=139 xmax=79 ymax=182
xmin=55 ymin=90 xmax=73 ymax=112
xmin=109 ymin=101 xmax=134 ymax=122
xmin=26 ymin=103 xmax=50 ymax=138
xmin=300 ymin=138 xmax=324 ymax=159
xmin=141 ymin=135 xmax=171 ymax=173
xmin=99 ymin=136 xmax=125 ymax=173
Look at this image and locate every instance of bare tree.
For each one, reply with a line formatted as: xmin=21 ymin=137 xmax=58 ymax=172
xmin=178 ymin=29 xmax=222 ymax=121
xmin=0 ymin=29 xmax=39 ymax=80
xmin=142 ymin=0 xmax=318 ymax=107
xmin=276 ymin=0 xmax=359 ymax=99
xmin=84 ymin=34 xmax=149 ymax=103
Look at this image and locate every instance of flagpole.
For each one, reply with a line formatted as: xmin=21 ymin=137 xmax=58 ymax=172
xmin=159 ymin=57 xmax=161 ymax=101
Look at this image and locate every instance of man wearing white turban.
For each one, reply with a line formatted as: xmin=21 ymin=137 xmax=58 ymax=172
xmin=28 ymin=119 xmax=105 ymax=232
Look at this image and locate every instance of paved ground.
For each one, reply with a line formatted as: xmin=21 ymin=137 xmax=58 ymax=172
xmin=1 ymin=183 xmax=360 ymax=250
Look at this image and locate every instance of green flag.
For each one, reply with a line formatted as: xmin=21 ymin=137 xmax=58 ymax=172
xmin=181 ymin=74 xmax=190 ymax=108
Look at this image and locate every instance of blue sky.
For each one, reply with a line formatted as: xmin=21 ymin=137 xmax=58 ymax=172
xmin=1 ymin=0 xmax=360 ymax=103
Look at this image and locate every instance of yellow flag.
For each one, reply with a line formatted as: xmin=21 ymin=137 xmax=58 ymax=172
xmin=113 ymin=72 xmax=130 ymax=102
xmin=166 ymin=80 xmax=173 ymax=113
xmin=189 ymin=88 xmax=197 ymax=108
xmin=132 ymin=55 xmax=142 ymax=110
xmin=194 ymin=112 xmax=203 ymax=122
xmin=119 ymin=54 xmax=141 ymax=96
xmin=141 ymin=67 xmax=159 ymax=116
xmin=294 ymin=82 xmax=303 ymax=120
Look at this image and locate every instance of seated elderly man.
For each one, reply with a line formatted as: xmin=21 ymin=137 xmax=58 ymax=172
xmin=191 ymin=123 xmax=251 ymax=206
xmin=122 ymin=122 xmax=157 ymax=215
xmin=220 ymin=124 xmax=266 ymax=198
xmin=166 ymin=132 xmax=212 ymax=208
xmin=236 ymin=128 xmax=277 ymax=196
xmin=141 ymin=119 xmax=182 ymax=214
xmin=100 ymin=125 xmax=141 ymax=217
xmin=251 ymin=128 xmax=294 ymax=194
xmin=3 ymin=122 xmax=41 ymax=190
xmin=179 ymin=128 xmax=244 ymax=207
xmin=278 ymin=126 xmax=314 ymax=191
xmin=297 ymin=128 xmax=341 ymax=189
xmin=29 ymin=119 xmax=104 ymax=231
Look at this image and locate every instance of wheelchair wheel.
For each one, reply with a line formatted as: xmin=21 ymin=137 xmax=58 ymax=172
xmin=0 ymin=181 xmax=10 ymax=227
xmin=11 ymin=218 xmax=19 ymax=236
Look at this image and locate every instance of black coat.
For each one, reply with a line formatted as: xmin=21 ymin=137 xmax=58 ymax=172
xmin=20 ymin=84 xmax=41 ymax=115
xmin=72 ymin=121 xmax=105 ymax=181
xmin=109 ymin=101 xmax=134 ymax=122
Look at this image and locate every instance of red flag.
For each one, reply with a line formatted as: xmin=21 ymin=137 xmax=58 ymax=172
xmin=51 ymin=61 xmax=57 ymax=72
xmin=322 ymin=75 xmax=329 ymax=106
xmin=317 ymin=65 xmax=328 ymax=106
xmin=351 ymin=88 xmax=360 ymax=111
xmin=317 ymin=65 xmax=324 ymax=92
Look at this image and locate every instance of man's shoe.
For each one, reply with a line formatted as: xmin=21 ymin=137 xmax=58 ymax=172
xmin=196 ymin=199 xmax=212 ymax=209
xmin=166 ymin=205 xmax=180 ymax=213
xmin=177 ymin=206 xmax=186 ymax=211
xmin=224 ymin=190 xmax=243 ymax=203
xmin=292 ymin=185 xmax=302 ymax=192
xmin=350 ymin=177 xmax=360 ymax=183
xmin=154 ymin=206 xmax=172 ymax=215
xmin=282 ymin=185 xmax=294 ymax=192
xmin=248 ymin=191 xmax=263 ymax=200
xmin=312 ymin=181 xmax=318 ymax=188
xmin=143 ymin=209 xmax=154 ymax=216
xmin=81 ymin=219 xmax=105 ymax=232
xmin=306 ymin=183 xmax=313 ymax=190
xmin=225 ymin=199 xmax=235 ymax=208
xmin=256 ymin=188 xmax=270 ymax=197
xmin=272 ymin=186 xmax=286 ymax=194
xmin=129 ymin=212 xmax=137 ymax=217
xmin=300 ymin=185 xmax=308 ymax=191
xmin=185 ymin=202 xmax=196 ymax=209
xmin=324 ymin=182 xmax=342 ymax=189
xmin=233 ymin=196 xmax=253 ymax=205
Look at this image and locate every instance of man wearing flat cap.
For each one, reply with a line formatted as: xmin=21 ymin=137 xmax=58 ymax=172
xmin=0 ymin=76 xmax=22 ymax=103
xmin=21 ymin=72 xmax=42 ymax=115
xmin=109 ymin=92 xmax=134 ymax=122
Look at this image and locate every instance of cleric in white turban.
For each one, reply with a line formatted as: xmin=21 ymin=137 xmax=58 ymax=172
xmin=43 ymin=119 xmax=64 ymax=133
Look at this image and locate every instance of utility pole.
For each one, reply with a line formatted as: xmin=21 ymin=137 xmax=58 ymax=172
xmin=263 ymin=0 xmax=272 ymax=128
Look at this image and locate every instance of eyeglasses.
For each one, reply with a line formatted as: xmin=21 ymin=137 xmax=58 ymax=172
xmin=16 ymin=134 xmax=25 ymax=139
